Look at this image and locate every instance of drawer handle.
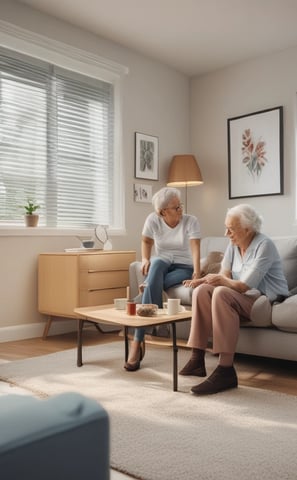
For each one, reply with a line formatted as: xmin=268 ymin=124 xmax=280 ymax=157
xmin=88 ymin=269 xmax=127 ymax=273
xmin=88 ymin=287 xmax=121 ymax=292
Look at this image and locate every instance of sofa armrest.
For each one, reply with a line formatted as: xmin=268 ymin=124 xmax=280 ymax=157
xmin=0 ymin=392 xmax=109 ymax=480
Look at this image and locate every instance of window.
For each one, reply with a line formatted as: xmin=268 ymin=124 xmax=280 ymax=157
xmin=0 ymin=45 xmax=122 ymax=229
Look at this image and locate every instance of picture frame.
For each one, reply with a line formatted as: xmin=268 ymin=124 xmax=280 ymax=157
xmin=227 ymin=106 xmax=283 ymax=199
xmin=133 ymin=183 xmax=152 ymax=203
xmin=135 ymin=132 xmax=159 ymax=180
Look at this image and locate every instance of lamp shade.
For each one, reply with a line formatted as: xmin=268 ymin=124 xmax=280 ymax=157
xmin=167 ymin=154 xmax=203 ymax=187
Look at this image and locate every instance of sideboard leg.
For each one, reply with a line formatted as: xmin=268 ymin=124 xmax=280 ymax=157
xmin=42 ymin=316 xmax=53 ymax=340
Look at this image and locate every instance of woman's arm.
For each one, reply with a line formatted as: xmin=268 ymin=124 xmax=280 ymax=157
xmin=204 ymin=272 xmax=250 ymax=293
xmin=184 ymin=270 xmax=249 ymax=292
xmin=141 ymin=235 xmax=154 ymax=275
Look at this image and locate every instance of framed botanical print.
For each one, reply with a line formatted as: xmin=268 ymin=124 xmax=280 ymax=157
xmin=227 ymin=106 xmax=283 ymax=199
xmin=135 ymin=132 xmax=159 ymax=180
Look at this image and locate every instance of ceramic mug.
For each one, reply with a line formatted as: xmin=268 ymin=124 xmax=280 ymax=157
xmin=114 ymin=298 xmax=127 ymax=310
xmin=167 ymin=298 xmax=181 ymax=315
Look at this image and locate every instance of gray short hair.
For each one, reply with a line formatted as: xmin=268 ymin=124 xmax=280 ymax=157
xmin=152 ymin=187 xmax=181 ymax=214
xmin=226 ymin=204 xmax=262 ymax=233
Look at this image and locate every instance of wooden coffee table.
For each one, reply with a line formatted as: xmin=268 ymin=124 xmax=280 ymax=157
xmin=74 ymin=305 xmax=192 ymax=391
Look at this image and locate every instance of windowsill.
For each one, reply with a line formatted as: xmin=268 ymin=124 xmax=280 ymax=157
xmin=0 ymin=227 xmax=126 ymax=237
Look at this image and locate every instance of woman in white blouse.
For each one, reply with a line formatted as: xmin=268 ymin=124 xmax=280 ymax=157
xmin=125 ymin=187 xmax=201 ymax=371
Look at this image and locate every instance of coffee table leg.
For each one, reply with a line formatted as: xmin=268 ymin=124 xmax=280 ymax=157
xmin=77 ymin=319 xmax=84 ymax=367
xmin=124 ymin=326 xmax=129 ymax=361
xmin=171 ymin=322 xmax=178 ymax=392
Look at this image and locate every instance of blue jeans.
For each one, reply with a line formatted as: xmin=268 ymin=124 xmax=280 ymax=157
xmin=133 ymin=257 xmax=193 ymax=341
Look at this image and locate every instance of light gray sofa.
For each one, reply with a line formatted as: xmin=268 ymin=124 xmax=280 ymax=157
xmin=0 ymin=392 xmax=109 ymax=480
xmin=129 ymin=236 xmax=297 ymax=362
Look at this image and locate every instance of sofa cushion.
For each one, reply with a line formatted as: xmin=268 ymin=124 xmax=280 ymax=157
xmin=241 ymin=294 xmax=272 ymax=327
xmin=200 ymin=251 xmax=224 ymax=276
xmin=166 ymin=284 xmax=193 ymax=306
xmin=273 ymin=237 xmax=297 ymax=292
xmin=272 ymin=295 xmax=297 ymax=333
xmin=200 ymin=236 xmax=229 ymax=258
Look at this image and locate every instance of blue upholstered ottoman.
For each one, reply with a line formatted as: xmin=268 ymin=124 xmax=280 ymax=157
xmin=0 ymin=391 xmax=109 ymax=480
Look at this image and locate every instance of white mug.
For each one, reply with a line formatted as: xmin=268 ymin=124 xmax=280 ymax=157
xmin=167 ymin=298 xmax=181 ymax=315
xmin=114 ymin=298 xmax=127 ymax=310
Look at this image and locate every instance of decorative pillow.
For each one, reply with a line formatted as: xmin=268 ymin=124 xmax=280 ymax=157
xmin=273 ymin=237 xmax=297 ymax=292
xmin=247 ymin=295 xmax=272 ymax=327
xmin=272 ymin=295 xmax=297 ymax=333
xmin=200 ymin=251 xmax=224 ymax=277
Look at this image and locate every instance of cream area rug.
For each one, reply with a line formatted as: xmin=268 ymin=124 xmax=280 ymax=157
xmin=1 ymin=342 xmax=297 ymax=480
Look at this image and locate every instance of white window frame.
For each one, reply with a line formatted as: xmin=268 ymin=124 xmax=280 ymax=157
xmin=0 ymin=19 xmax=128 ymax=237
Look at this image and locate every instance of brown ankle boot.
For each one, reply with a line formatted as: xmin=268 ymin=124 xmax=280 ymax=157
xmin=191 ymin=365 xmax=238 ymax=395
xmin=179 ymin=349 xmax=206 ymax=377
xmin=179 ymin=359 xmax=206 ymax=377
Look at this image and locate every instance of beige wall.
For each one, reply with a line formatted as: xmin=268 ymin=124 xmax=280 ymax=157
xmin=190 ymin=47 xmax=297 ymax=237
xmin=1 ymin=0 xmax=297 ymax=340
xmin=0 ymin=0 xmax=190 ymax=339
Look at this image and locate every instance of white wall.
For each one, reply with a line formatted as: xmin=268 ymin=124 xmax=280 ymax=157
xmin=190 ymin=47 xmax=297 ymax=238
xmin=0 ymin=0 xmax=190 ymax=339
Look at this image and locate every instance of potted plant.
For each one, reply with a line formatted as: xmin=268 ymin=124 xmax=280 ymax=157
xmin=22 ymin=200 xmax=41 ymax=227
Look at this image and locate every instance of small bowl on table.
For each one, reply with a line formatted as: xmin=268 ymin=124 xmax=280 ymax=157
xmin=136 ymin=304 xmax=158 ymax=317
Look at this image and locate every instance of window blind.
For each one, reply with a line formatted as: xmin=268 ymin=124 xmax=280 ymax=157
xmin=0 ymin=47 xmax=115 ymax=228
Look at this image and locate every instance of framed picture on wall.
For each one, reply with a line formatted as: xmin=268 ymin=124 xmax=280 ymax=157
xmin=133 ymin=183 xmax=152 ymax=203
xmin=227 ymin=106 xmax=283 ymax=199
xmin=135 ymin=132 xmax=159 ymax=180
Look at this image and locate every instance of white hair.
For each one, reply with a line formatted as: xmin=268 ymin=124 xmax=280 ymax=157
xmin=152 ymin=187 xmax=181 ymax=214
xmin=226 ymin=204 xmax=262 ymax=233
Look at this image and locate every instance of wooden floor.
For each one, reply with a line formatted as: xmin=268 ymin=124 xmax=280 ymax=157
xmin=0 ymin=328 xmax=296 ymax=396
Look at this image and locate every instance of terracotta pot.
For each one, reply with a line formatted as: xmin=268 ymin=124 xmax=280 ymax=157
xmin=24 ymin=214 xmax=39 ymax=227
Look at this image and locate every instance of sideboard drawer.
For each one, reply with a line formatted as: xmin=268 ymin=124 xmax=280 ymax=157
xmin=79 ymin=287 xmax=127 ymax=306
xmin=80 ymin=270 xmax=129 ymax=290
xmin=79 ymin=252 xmax=136 ymax=271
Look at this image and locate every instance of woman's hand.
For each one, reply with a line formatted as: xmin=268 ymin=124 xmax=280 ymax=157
xmin=141 ymin=236 xmax=153 ymax=276
xmin=183 ymin=277 xmax=205 ymax=288
xmin=183 ymin=273 xmax=228 ymax=289
xmin=203 ymin=273 xmax=226 ymax=286
xmin=141 ymin=259 xmax=151 ymax=276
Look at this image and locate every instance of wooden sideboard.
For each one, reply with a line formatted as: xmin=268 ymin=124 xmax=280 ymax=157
xmin=38 ymin=249 xmax=136 ymax=338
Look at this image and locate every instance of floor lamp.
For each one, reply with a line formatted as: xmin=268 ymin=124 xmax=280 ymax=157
xmin=167 ymin=154 xmax=203 ymax=213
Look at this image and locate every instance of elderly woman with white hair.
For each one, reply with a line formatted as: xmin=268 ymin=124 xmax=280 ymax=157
xmin=125 ymin=186 xmax=201 ymax=371
xmin=180 ymin=203 xmax=289 ymax=395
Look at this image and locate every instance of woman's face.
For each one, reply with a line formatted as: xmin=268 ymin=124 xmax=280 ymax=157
xmin=161 ymin=196 xmax=183 ymax=226
xmin=224 ymin=214 xmax=250 ymax=247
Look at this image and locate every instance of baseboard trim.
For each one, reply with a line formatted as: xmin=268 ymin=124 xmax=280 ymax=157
xmin=0 ymin=319 xmax=77 ymax=343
